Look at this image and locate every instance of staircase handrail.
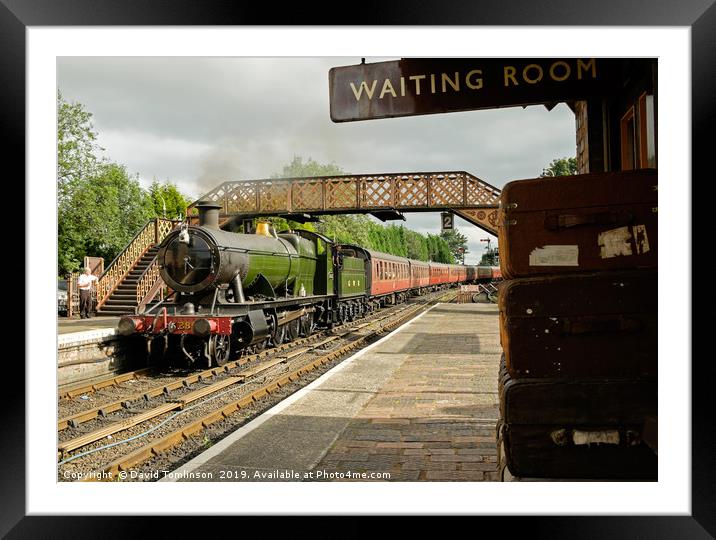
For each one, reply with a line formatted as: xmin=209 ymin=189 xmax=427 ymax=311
xmin=135 ymin=220 xmax=183 ymax=312
xmin=95 ymin=218 xmax=178 ymax=310
xmin=135 ymin=258 xmax=165 ymax=313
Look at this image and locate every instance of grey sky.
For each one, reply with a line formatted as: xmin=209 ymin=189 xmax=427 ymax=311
xmin=57 ymin=57 xmax=577 ymax=264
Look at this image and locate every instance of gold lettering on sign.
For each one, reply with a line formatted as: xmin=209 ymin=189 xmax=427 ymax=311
xmin=379 ymin=79 xmax=397 ymax=99
xmin=350 ymin=80 xmax=377 ymax=101
xmin=441 ymin=72 xmax=460 ymax=92
xmin=523 ymin=64 xmax=543 ymax=84
xmin=577 ymin=58 xmax=597 ymax=80
xmin=504 ymin=66 xmax=518 ymax=86
xmin=345 ymin=59 xmax=600 ymax=101
xmin=409 ymin=74 xmax=426 ymax=95
xmin=550 ymin=61 xmax=571 ymax=82
xmin=465 ymin=70 xmax=483 ymax=89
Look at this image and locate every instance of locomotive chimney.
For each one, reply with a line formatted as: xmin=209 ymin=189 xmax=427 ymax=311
xmin=195 ymin=201 xmax=222 ymax=229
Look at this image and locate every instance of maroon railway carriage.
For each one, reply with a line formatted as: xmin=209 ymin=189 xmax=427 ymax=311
xmin=450 ymin=265 xmax=467 ymax=283
xmin=368 ymin=250 xmax=412 ymax=297
xmin=410 ymin=259 xmax=430 ymax=291
xmin=428 ymin=262 xmax=450 ymax=286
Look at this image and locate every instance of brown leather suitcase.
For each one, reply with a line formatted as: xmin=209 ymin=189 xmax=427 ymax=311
xmin=498 ymin=169 xmax=657 ymax=278
xmin=499 ymin=369 xmax=656 ymax=425
xmin=502 ymin=423 xmax=657 ymax=479
xmin=499 ymin=271 xmax=657 ymax=378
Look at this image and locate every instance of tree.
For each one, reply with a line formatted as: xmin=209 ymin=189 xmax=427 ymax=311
xmin=479 ymin=248 xmax=499 ymax=266
xmin=540 ymin=157 xmax=578 ymax=177
xmin=58 ymin=163 xmax=154 ymax=274
xmin=57 ymin=91 xmax=104 ymax=205
xmin=440 ymin=229 xmax=469 ymax=263
xmin=273 ymin=155 xmax=344 ymax=179
xmin=149 ymin=180 xmax=192 ymax=219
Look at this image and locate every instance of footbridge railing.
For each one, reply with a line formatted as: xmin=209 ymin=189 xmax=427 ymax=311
xmin=95 ymin=218 xmax=178 ymax=310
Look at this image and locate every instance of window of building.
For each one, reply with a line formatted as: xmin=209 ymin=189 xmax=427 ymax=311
xmin=638 ymin=92 xmax=657 ymax=168
xmin=621 ymin=93 xmax=657 ymax=171
xmin=621 ymin=106 xmax=636 ymax=171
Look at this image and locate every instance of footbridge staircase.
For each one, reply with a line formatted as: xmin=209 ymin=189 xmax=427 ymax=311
xmin=94 ymin=218 xmax=178 ymax=316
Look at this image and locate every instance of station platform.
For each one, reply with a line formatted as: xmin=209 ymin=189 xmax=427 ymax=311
xmin=167 ymin=302 xmax=502 ymax=482
xmin=57 ymin=315 xmax=141 ymax=389
xmin=58 ymin=315 xmax=122 ymax=336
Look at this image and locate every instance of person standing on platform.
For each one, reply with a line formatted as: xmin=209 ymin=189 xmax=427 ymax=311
xmin=77 ymin=267 xmax=98 ymax=319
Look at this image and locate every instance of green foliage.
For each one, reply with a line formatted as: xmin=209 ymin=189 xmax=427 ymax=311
xmin=318 ymin=214 xmax=372 ymax=246
xmin=148 ymin=180 xmax=192 ymax=219
xmin=58 ymin=163 xmax=154 ymax=275
xmin=272 ymin=155 xmax=345 ymax=179
xmin=426 ymin=233 xmax=455 ymax=264
xmin=540 ymin=157 xmax=578 ymax=177
xmin=57 ymin=90 xmax=104 ymax=205
xmin=479 ymin=247 xmax=499 ymax=266
xmin=439 ymin=229 xmax=469 ymax=263
xmin=318 ymin=218 xmax=454 ymax=263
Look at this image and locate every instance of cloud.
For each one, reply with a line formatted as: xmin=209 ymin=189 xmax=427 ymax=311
xmin=97 ymin=129 xmax=211 ymax=196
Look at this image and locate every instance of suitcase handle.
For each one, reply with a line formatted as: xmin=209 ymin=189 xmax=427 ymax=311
xmin=560 ymin=315 xmax=643 ymax=336
xmin=544 ymin=210 xmax=633 ymax=230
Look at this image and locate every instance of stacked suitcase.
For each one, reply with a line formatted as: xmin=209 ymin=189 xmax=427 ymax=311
xmin=496 ymin=169 xmax=658 ymax=480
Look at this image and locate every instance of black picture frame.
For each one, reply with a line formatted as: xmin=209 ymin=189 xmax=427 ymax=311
xmin=4 ymin=0 xmax=709 ymax=536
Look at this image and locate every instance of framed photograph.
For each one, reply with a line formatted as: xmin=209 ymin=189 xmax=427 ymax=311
xmin=5 ymin=0 xmax=708 ymax=535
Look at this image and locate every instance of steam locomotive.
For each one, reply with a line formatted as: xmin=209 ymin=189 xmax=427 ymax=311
xmin=118 ymin=202 xmax=501 ymax=367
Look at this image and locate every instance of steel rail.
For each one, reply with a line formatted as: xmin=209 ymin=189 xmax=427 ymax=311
xmin=59 ymin=368 xmax=156 ymax=400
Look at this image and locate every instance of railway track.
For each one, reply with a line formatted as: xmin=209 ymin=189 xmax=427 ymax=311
xmin=58 ymin=296 xmax=416 ymax=401
xmin=58 ymin=299 xmax=417 ymax=422
xmin=58 ymin=290 xmax=455 ymax=482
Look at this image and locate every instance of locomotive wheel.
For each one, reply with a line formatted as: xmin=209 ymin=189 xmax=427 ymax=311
xmin=299 ymin=314 xmax=315 ymax=337
xmin=286 ymin=319 xmax=301 ymax=341
xmin=209 ymin=334 xmax=230 ymax=366
xmin=272 ymin=324 xmax=286 ymax=347
xmin=148 ymin=335 xmax=168 ymax=366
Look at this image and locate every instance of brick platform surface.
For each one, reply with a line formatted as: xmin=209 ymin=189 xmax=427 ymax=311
xmin=314 ymin=303 xmax=501 ymax=481
xmin=168 ymin=302 xmax=502 ymax=482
